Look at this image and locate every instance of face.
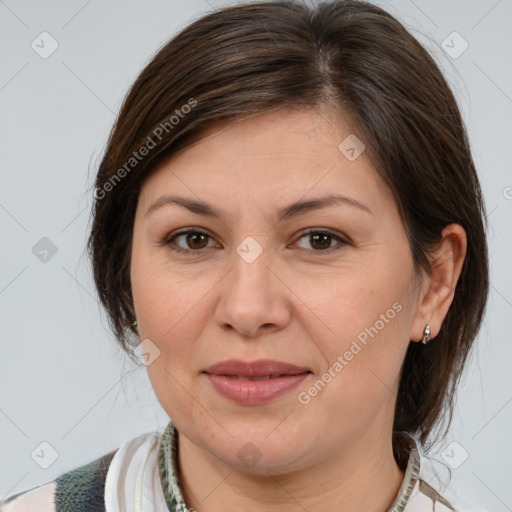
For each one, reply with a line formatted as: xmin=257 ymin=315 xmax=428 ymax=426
xmin=130 ymin=105 xmax=424 ymax=475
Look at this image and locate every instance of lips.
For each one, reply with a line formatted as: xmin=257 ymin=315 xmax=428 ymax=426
xmin=204 ymin=359 xmax=311 ymax=378
xmin=203 ymin=359 xmax=312 ymax=405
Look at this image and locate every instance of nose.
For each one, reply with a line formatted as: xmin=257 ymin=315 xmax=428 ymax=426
xmin=214 ymin=241 xmax=291 ymax=338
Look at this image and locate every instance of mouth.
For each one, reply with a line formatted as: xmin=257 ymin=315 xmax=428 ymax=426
xmin=225 ymin=374 xmax=304 ymax=380
xmin=204 ymin=358 xmax=312 ymax=377
xmin=203 ymin=359 xmax=312 ymax=405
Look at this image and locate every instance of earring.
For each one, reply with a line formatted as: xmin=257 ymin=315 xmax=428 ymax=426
xmin=130 ymin=319 xmax=138 ymax=333
xmin=421 ymin=324 xmax=431 ymax=344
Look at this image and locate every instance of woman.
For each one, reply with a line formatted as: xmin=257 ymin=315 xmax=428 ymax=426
xmin=0 ymin=0 xmax=489 ymax=511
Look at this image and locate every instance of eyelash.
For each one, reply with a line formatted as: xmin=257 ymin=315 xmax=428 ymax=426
xmin=162 ymin=228 xmax=349 ymax=255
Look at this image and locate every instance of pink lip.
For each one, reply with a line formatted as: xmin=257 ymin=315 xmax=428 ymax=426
xmin=203 ymin=359 xmax=311 ymax=405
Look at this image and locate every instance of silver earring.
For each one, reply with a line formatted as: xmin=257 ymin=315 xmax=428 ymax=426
xmin=421 ymin=324 xmax=431 ymax=344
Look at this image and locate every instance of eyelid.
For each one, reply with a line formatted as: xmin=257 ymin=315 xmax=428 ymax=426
xmin=296 ymin=228 xmax=350 ymax=245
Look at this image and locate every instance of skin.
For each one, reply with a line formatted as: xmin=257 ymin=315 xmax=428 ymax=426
xmin=130 ymin=104 xmax=467 ymax=512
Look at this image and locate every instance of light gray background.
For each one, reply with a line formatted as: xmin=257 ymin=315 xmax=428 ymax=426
xmin=0 ymin=0 xmax=511 ymax=510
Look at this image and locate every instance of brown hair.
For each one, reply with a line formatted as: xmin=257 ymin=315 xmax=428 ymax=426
xmin=86 ymin=0 xmax=489 ymax=465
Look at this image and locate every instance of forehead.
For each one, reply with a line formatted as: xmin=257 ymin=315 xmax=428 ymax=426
xmin=176 ymin=105 xmax=356 ymax=159
xmin=138 ymin=106 xmax=391 ymax=213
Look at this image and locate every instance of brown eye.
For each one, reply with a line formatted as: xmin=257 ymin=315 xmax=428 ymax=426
xmin=309 ymin=233 xmax=332 ymax=251
xmin=183 ymin=232 xmax=209 ymax=250
xmin=165 ymin=230 xmax=214 ymax=253
xmin=295 ymin=230 xmax=348 ymax=253
xmin=163 ymin=228 xmax=348 ymax=255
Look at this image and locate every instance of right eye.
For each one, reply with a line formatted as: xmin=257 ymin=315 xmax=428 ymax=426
xmin=163 ymin=229 xmax=218 ymax=254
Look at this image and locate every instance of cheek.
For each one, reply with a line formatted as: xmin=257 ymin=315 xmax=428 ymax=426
xmin=318 ymin=301 xmax=408 ymax=393
xmin=131 ymin=255 xmax=210 ymax=412
xmin=298 ymin=258 xmax=411 ymax=348
xmin=296 ymin=301 xmax=409 ymax=437
xmin=145 ymin=357 xmax=199 ymax=432
xmin=138 ymin=273 xmax=207 ymax=418
xmin=299 ymin=254 xmax=414 ymax=399
xmin=131 ymin=245 xmax=205 ymax=341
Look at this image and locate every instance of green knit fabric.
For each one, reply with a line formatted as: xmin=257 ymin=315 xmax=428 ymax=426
xmin=158 ymin=420 xmax=188 ymax=511
xmin=54 ymin=448 xmax=118 ymax=512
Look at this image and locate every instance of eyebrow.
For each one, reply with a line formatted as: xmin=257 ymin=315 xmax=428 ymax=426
xmin=145 ymin=193 xmax=372 ymax=221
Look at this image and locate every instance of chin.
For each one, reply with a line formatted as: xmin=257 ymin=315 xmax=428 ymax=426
xmin=205 ymin=430 xmax=314 ymax=476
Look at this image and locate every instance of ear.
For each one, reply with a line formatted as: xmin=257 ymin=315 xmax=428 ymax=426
xmin=410 ymin=223 xmax=467 ymax=342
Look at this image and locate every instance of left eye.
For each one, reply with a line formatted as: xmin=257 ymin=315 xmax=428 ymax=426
xmin=294 ymin=230 xmax=348 ymax=252
xmin=164 ymin=229 xmax=348 ymax=254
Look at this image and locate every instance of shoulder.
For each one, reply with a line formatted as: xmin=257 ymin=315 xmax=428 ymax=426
xmin=0 ymin=481 xmax=56 ymax=512
xmin=0 ymin=431 xmax=159 ymax=512
xmin=0 ymin=448 xmax=117 ymax=512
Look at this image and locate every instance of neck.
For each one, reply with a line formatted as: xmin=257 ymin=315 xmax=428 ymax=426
xmin=177 ymin=425 xmax=406 ymax=512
